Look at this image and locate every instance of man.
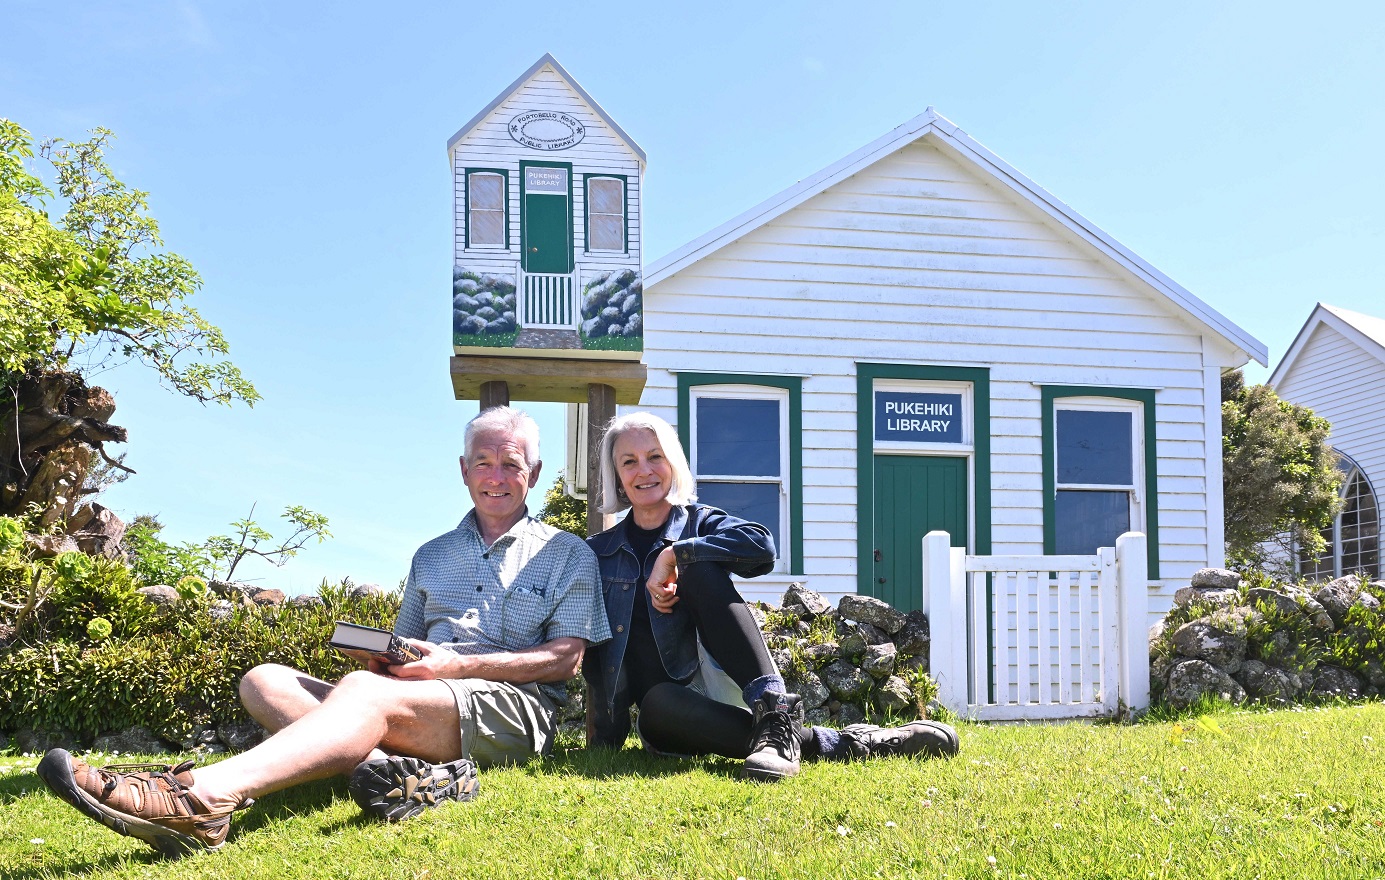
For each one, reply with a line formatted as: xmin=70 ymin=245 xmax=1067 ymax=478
xmin=37 ymin=406 xmax=610 ymax=856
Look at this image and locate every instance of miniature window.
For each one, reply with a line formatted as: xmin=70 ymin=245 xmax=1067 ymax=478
xmin=691 ymin=386 xmax=789 ymax=571
xmin=1300 ymin=463 xmax=1379 ymax=580
xmin=1053 ymin=401 xmax=1144 ymax=555
xmin=467 ymin=171 xmax=506 ymax=247
xmin=586 ymin=176 xmax=625 ymax=252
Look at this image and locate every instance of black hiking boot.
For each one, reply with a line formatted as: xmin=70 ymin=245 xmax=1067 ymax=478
xmin=836 ymin=720 xmax=960 ymax=759
xmin=741 ymin=692 xmax=803 ymax=782
xmin=348 ymin=755 xmax=479 ymax=822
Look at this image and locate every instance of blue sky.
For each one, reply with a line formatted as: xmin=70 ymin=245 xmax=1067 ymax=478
xmin=4 ymin=1 xmax=1382 ymax=591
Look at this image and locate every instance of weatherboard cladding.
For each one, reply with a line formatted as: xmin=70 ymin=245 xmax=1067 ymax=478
xmin=451 ymin=66 xmax=641 ymax=271
xmin=1275 ymin=321 xmax=1385 ymax=504
xmin=639 ymin=138 xmax=1218 ymax=623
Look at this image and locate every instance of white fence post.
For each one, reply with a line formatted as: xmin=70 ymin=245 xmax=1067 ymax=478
xmin=1115 ymin=531 xmax=1150 ymax=717
xmin=923 ymin=531 xmax=967 ymax=714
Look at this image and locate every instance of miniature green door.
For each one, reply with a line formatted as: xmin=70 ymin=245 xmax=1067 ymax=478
xmin=521 ymin=163 xmax=572 ymax=274
xmin=871 ymin=455 xmax=968 ymax=612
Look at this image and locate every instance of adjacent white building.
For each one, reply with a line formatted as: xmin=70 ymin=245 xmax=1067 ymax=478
xmin=1269 ymin=303 xmax=1383 ymax=580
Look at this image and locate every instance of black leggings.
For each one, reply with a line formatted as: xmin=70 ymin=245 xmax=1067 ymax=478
xmin=629 ymin=562 xmax=811 ymax=758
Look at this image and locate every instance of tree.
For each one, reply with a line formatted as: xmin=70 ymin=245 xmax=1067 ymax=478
xmin=0 ymin=119 xmax=257 ymax=525
xmin=202 ymin=504 xmax=332 ymax=582
xmin=537 ymin=473 xmax=587 ymax=539
xmin=1222 ymin=370 xmax=1343 ymax=572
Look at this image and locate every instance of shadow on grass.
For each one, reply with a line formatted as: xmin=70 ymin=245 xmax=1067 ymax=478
xmin=536 ymin=744 xmax=743 ymax=781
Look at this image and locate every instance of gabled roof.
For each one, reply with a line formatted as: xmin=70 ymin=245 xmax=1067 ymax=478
xmin=646 ymin=108 xmax=1266 ymax=366
xmin=446 ymin=53 xmax=645 ymax=165
xmin=1269 ymin=303 xmax=1385 ymax=388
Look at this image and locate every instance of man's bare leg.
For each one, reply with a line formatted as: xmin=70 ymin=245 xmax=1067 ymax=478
xmin=238 ymin=664 xmax=335 ymax=733
xmin=189 ymin=670 xmax=463 ymax=811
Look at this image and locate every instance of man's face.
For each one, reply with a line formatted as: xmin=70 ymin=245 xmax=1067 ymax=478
xmin=460 ymin=427 xmax=541 ymax=525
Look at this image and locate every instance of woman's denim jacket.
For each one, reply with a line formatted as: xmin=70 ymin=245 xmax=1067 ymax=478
xmin=583 ymin=503 xmax=776 ymax=747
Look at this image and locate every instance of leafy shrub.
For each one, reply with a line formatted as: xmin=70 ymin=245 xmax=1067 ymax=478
xmin=123 ymin=515 xmax=211 ymax=586
xmin=30 ymin=556 xmax=160 ymax=645
xmin=0 ymin=582 xmax=402 ymax=743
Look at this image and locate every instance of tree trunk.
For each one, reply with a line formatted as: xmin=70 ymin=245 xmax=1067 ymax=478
xmin=0 ymin=370 xmax=127 ymax=524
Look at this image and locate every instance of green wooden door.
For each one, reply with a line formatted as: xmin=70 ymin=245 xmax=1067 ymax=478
xmin=871 ymin=455 xmax=968 ymax=611
xmin=521 ymin=164 xmax=572 ymax=274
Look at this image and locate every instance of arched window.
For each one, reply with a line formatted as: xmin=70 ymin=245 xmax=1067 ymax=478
xmin=1300 ymin=455 xmax=1380 ymax=580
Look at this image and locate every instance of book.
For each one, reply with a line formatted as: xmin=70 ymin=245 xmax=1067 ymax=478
xmin=328 ymin=621 xmax=422 ymax=665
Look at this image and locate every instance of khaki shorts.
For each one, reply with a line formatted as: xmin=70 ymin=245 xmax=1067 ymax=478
xmin=441 ymin=678 xmax=556 ymax=768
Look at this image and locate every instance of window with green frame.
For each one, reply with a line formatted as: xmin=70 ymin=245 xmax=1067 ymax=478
xmin=677 ymin=373 xmax=803 ymax=574
xmin=1041 ymin=386 xmax=1160 ymax=578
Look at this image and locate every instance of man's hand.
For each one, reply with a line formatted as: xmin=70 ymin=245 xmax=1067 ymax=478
xmin=380 ymin=640 xmax=465 ymax=681
xmin=648 ymin=546 xmax=680 ymax=614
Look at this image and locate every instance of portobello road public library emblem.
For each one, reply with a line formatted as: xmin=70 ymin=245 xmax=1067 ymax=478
xmin=508 ymin=110 xmax=586 ymax=151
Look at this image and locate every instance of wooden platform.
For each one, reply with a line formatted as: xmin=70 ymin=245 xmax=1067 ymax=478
xmin=450 ymin=353 xmax=646 ymax=404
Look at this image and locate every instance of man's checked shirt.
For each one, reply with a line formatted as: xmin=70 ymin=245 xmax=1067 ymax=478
xmin=395 ymin=510 xmax=610 ymax=659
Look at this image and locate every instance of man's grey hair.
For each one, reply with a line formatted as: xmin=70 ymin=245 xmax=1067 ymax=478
xmin=598 ymin=411 xmax=696 ymax=514
xmin=464 ymin=406 xmax=540 ymax=467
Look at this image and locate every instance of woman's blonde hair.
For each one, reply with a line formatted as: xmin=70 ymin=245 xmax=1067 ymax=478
xmin=598 ymin=412 xmax=697 ymax=514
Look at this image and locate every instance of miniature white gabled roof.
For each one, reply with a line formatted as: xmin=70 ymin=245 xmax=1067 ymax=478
xmin=446 ymin=53 xmax=646 ymax=165
xmin=647 ymin=108 xmax=1267 ymax=366
xmin=1269 ymin=303 xmax=1385 ymax=387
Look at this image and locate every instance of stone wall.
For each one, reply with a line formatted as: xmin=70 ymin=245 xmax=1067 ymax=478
xmin=1150 ymin=568 xmax=1385 ymax=710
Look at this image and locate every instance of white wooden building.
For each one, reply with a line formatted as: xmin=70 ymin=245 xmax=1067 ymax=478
xmin=1268 ymin=303 xmax=1383 ymax=580
xmin=629 ymin=108 xmax=1268 ymax=626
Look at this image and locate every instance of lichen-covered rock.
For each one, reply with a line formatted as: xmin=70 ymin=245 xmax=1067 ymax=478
xmin=137 ymin=585 xmax=180 ymax=606
xmin=1361 ymin=658 xmax=1385 ymax=689
xmin=1315 ymin=576 xmax=1366 ymax=626
xmin=1173 ymin=586 xmax=1241 ymax=609
xmin=349 ymin=583 xmax=384 ymax=599
xmin=217 ymin=720 xmax=266 ymax=752
xmin=835 ymin=703 xmax=867 ymax=726
xmin=820 ymin=659 xmax=871 ymax=701
xmin=804 ymin=707 xmax=831 ymax=726
xmin=875 ymin=675 xmax=914 ymax=714
xmin=787 ymin=671 xmax=831 ymax=710
xmin=895 ymin=611 xmax=930 ymax=656
xmin=837 ymin=595 xmax=907 ymax=634
xmin=784 ymin=583 xmax=831 ymax=617
xmin=250 ymin=588 xmax=286 ymax=607
xmin=802 ymin=643 xmax=840 ymax=666
xmin=209 ymin=579 xmax=256 ymax=600
xmin=1311 ymin=665 xmax=1365 ymax=700
xmin=838 ymin=626 xmax=868 ymax=658
xmin=781 ymin=599 xmax=810 ymax=619
xmin=288 ymin=594 xmax=324 ymax=608
xmin=1150 ymin=654 xmax=1187 ymax=689
xmin=861 ymin=643 xmax=898 ymax=678
xmin=770 ymin=648 xmax=794 ymax=671
xmin=92 ymin=725 xmax=169 ymax=755
xmin=1171 ymin=620 xmax=1247 ymax=673
xmin=208 ymin=599 xmax=236 ymax=621
xmin=1246 ymin=587 xmax=1300 ymax=617
xmin=1165 ymin=660 xmax=1246 ymax=709
xmin=1235 ymin=659 xmax=1300 ymax=704
xmin=1191 ymin=568 xmax=1243 ymax=591
xmin=16 ymin=725 xmax=78 ymax=754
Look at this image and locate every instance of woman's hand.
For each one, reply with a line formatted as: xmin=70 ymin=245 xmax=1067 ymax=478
xmin=647 ymin=546 xmax=681 ymax=613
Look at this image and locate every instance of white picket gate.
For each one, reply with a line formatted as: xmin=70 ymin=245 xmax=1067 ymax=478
xmin=516 ymin=265 xmax=580 ymax=329
xmin=925 ymin=530 xmax=1150 ymax=721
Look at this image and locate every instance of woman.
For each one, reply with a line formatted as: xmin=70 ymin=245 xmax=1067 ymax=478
xmin=583 ymin=413 xmax=958 ymax=780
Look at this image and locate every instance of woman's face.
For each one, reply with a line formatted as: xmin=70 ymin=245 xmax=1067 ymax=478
xmin=613 ymin=428 xmax=675 ymax=514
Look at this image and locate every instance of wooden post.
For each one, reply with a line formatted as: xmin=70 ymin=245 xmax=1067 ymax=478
xmin=586 ymin=383 xmax=616 ymax=538
xmin=479 ymin=381 xmax=510 ymax=411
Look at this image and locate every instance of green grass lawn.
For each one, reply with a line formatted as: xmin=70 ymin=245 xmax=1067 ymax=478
xmin=3 ymin=704 xmax=1384 ymax=879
